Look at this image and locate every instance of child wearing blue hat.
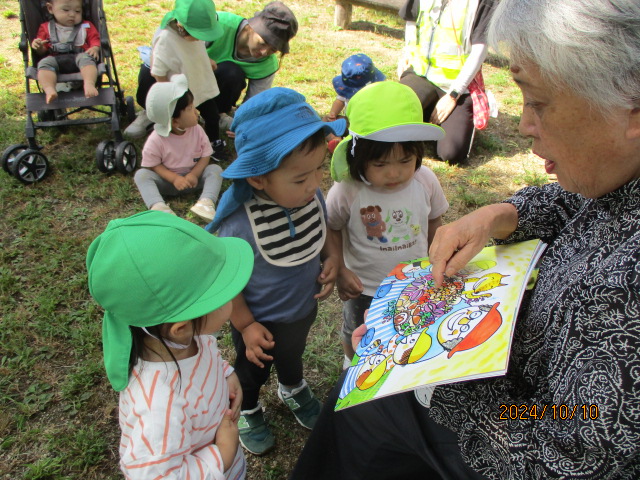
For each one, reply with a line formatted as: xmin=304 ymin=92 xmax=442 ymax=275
xmin=326 ymin=81 xmax=449 ymax=368
xmin=325 ymin=53 xmax=385 ymax=123
xmin=206 ymin=87 xmax=346 ymax=455
xmin=86 ymin=211 xmax=254 ymax=478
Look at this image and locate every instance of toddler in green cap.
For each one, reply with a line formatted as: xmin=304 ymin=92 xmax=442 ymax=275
xmin=326 ymin=81 xmax=449 ymax=366
xmin=125 ymin=0 xmax=229 ymax=161
xmin=86 ymin=210 xmax=253 ymax=479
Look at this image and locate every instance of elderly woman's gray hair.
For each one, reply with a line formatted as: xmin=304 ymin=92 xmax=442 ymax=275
xmin=488 ymin=0 xmax=640 ymax=113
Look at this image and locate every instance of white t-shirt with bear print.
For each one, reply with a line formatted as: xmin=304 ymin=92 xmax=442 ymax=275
xmin=326 ymin=166 xmax=449 ymax=296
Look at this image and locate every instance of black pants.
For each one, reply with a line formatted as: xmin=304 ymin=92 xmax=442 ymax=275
xmin=135 ymin=64 xmax=220 ymax=142
xmin=213 ymin=61 xmax=247 ymax=114
xmin=290 ymin=371 xmax=487 ymax=480
xmin=400 ymin=69 xmax=475 ymax=164
xmin=231 ymin=305 xmax=317 ymax=410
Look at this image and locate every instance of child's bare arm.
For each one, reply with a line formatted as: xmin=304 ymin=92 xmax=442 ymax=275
xmin=86 ymin=46 xmax=100 ymax=60
xmin=329 ymin=228 xmax=364 ymax=300
xmin=214 ymin=410 xmax=239 ymax=472
xmin=315 ymin=229 xmax=341 ymax=300
xmin=31 ymin=38 xmax=48 ymax=55
xmin=185 ymin=156 xmax=210 ymax=186
xmin=427 ymin=215 xmax=443 ymax=247
xmin=230 ymin=294 xmax=274 ymax=368
xmin=150 ymin=164 xmax=190 ymax=191
xmin=325 ymin=98 xmax=345 ymax=121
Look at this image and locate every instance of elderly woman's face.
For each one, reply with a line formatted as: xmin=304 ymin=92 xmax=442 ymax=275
xmin=512 ymin=62 xmax=640 ymax=198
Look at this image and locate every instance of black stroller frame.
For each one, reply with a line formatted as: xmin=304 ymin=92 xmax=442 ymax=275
xmin=1 ymin=0 xmax=138 ymax=183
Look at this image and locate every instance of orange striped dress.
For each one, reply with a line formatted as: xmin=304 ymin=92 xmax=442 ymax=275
xmin=118 ymin=335 xmax=245 ymax=479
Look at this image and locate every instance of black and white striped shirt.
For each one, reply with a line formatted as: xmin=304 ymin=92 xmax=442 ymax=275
xmin=244 ymin=194 xmax=326 ymax=266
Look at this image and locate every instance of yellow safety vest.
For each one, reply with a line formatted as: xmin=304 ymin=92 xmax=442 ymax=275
xmin=405 ymin=0 xmax=478 ymax=88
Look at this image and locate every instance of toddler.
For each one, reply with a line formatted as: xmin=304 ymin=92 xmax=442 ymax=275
xmin=31 ymin=0 xmax=100 ymax=104
xmin=134 ymin=74 xmax=223 ymax=221
xmin=205 ymin=87 xmax=345 ymax=455
xmin=325 ymin=53 xmax=385 ymax=122
xmin=326 ymin=81 xmax=449 ymax=366
xmin=125 ymin=0 xmax=227 ymax=160
xmin=86 ymin=210 xmax=254 ymax=478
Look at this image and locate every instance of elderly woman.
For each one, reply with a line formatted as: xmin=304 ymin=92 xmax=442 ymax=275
xmin=290 ymin=0 xmax=640 ymax=478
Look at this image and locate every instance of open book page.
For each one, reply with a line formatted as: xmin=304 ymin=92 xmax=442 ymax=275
xmin=335 ymin=239 xmax=546 ymax=411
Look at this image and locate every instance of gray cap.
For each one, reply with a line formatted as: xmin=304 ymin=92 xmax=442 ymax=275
xmin=248 ymin=1 xmax=298 ymax=54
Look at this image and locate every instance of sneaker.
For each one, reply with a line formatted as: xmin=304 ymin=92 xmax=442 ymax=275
xmin=190 ymin=198 xmax=216 ymax=222
xmin=150 ymin=202 xmax=176 ymax=215
xmin=211 ymin=139 xmax=228 ymax=162
xmin=277 ymin=380 xmax=322 ymax=430
xmin=238 ymin=403 xmax=275 ymax=456
xmin=124 ymin=110 xmax=153 ymax=138
xmin=219 ymin=112 xmax=234 ymax=132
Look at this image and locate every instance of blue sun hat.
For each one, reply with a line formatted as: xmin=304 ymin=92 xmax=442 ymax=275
xmin=87 ymin=211 xmax=253 ymax=391
xmin=332 ymin=53 xmax=386 ymax=100
xmin=205 ymin=87 xmax=346 ymax=233
xmin=331 ymin=81 xmax=445 ymax=182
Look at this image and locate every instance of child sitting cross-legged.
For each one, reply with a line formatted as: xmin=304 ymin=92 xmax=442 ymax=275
xmin=86 ymin=211 xmax=254 ymax=478
xmin=205 ymin=87 xmax=346 ymax=456
xmin=134 ymin=74 xmax=223 ymax=222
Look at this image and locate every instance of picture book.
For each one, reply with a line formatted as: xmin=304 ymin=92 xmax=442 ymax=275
xmin=335 ymin=239 xmax=546 ymax=410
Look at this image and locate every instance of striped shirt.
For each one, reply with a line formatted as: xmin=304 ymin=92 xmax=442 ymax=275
xmin=245 ymin=194 xmax=326 ymax=266
xmin=118 ymin=335 xmax=245 ymax=480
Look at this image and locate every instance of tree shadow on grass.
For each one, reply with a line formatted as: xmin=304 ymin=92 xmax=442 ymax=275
xmin=347 ymin=21 xmax=404 ymax=40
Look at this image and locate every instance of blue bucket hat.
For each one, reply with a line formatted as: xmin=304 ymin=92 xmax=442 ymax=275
xmin=332 ymin=53 xmax=386 ymax=100
xmin=205 ymin=87 xmax=346 ymax=232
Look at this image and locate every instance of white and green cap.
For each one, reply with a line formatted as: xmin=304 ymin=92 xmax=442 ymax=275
xmin=330 ymin=81 xmax=445 ymax=182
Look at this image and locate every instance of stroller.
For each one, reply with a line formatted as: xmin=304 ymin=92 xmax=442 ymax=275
xmin=1 ymin=0 xmax=138 ymax=184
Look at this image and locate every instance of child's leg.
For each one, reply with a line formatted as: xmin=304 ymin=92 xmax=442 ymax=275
xmin=197 ymin=164 xmax=223 ymax=202
xmin=230 ymin=324 xmax=275 ymax=411
xmin=36 ymin=57 xmax=60 ymax=104
xmin=271 ymin=305 xmax=317 ymax=388
xmin=197 ymin=98 xmax=221 ymax=143
xmin=134 ymin=168 xmax=179 ymax=209
xmin=190 ymin=164 xmax=223 ymax=222
xmin=342 ymin=294 xmax=373 ymax=362
xmin=213 ymin=61 xmax=247 ymax=114
xmin=76 ymin=53 xmax=98 ymax=98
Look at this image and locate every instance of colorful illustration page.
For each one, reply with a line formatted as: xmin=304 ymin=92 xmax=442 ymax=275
xmin=335 ymin=239 xmax=545 ymax=410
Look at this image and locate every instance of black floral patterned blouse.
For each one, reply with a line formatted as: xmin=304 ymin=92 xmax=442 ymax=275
xmin=430 ymin=180 xmax=640 ymax=479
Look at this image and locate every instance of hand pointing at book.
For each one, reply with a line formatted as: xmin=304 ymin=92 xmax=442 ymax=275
xmin=429 ymin=204 xmax=519 ymax=288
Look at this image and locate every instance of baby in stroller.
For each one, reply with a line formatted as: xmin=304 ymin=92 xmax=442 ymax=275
xmin=31 ymin=0 xmax=100 ymax=104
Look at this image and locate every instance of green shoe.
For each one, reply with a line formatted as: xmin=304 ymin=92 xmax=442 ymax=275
xmin=277 ymin=380 xmax=322 ymax=430
xmin=238 ymin=404 xmax=275 ymax=456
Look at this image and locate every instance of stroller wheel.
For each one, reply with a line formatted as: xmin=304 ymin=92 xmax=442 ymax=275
xmin=37 ymin=109 xmax=66 ymax=122
xmin=115 ymin=141 xmax=138 ymax=174
xmin=125 ymin=96 xmax=136 ymax=123
xmin=10 ymin=149 xmax=50 ymax=184
xmin=95 ymin=140 xmax=116 ymax=173
xmin=1 ymin=144 xmax=29 ymax=173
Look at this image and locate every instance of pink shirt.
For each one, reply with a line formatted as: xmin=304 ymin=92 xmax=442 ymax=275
xmin=141 ymin=125 xmax=213 ymax=175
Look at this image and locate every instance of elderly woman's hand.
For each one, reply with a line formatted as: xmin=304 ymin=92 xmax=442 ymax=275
xmin=429 ymin=204 xmax=519 ymax=287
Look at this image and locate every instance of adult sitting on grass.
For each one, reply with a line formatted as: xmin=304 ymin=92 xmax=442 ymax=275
xmin=291 ymin=0 xmax=640 ymax=478
xmin=205 ymin=1 xmax=298 ymax=134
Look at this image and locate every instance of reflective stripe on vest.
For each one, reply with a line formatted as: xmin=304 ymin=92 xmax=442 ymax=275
xmin=407 ymin=0 xmax=475 ymax=87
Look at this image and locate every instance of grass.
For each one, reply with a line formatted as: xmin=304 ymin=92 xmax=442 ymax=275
xmin=0 ymin=0 xmax=550 ymax=478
